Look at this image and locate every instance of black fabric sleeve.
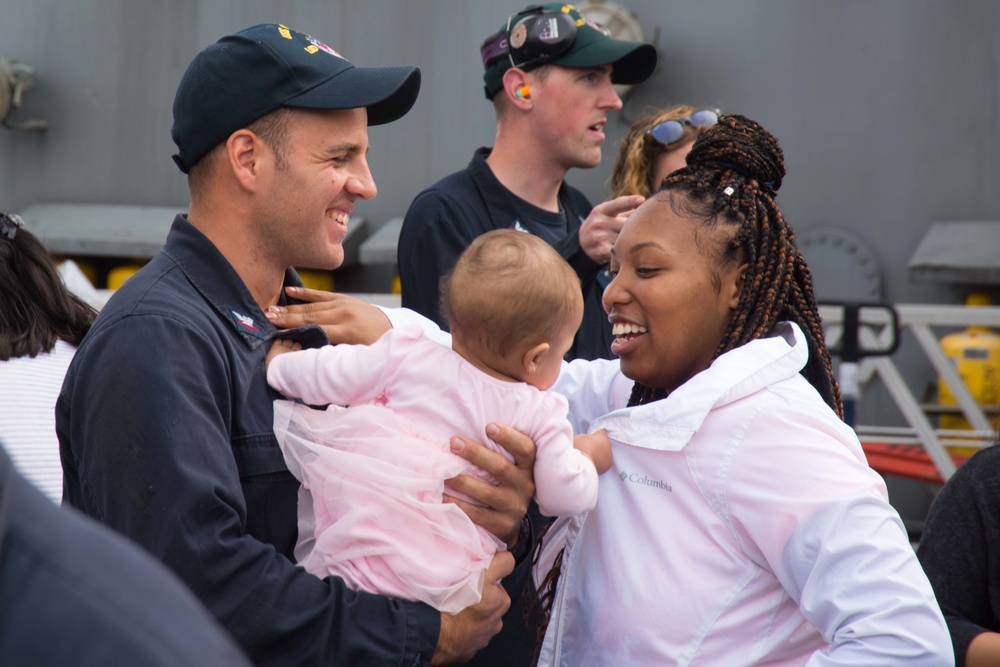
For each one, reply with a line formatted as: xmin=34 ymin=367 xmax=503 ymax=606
xmin=0 ymin=446 xmax=253 ymax=666
xmin=917 ymin=446 xmax=1000 ymax=666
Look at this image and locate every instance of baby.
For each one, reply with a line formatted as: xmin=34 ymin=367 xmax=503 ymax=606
xmin=266 ymin=229 xmax=610 ymax=613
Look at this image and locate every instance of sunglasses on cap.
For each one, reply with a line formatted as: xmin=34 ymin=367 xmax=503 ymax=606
xmin=648 ymin=109 xmax=720 ymax=146
xmin=480 ymin=5 xmax=585 ymax=71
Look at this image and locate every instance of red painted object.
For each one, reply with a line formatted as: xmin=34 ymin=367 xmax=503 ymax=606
xmin=861 ymin=442 xmax=970 ymax=484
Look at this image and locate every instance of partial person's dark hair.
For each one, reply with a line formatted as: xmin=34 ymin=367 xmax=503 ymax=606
xmin=628 ymin=113 xmax=843 ymax=416
xmin=0 ymin=213 xmax=97 ymax=360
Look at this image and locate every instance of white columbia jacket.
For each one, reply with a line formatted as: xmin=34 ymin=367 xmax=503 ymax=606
xmin=537 ymin=322 xmax=952 ymax=666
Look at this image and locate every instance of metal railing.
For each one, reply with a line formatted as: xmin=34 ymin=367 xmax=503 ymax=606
xmin=820 ymin=303 xmax=1000 ymax=481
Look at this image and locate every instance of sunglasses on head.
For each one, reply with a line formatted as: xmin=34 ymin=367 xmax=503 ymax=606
xmin=648 ymin=109 xmax=720 ymax=146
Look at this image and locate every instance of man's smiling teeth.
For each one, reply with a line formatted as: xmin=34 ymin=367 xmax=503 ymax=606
xmin=329 ymin=211 xmax=349 ymax=224
xmin=612 ymin=323 xmax=647 ymax=336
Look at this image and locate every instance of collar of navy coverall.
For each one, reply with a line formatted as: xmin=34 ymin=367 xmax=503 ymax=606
xmin=160 ymin=215 xmax=329 ymax=350
xmin=467 ymin=147 xmax=584 ymax=233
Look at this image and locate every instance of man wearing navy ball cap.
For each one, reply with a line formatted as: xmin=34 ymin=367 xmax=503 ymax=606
xmin=58 ymin=23 xmax=531 ymax=666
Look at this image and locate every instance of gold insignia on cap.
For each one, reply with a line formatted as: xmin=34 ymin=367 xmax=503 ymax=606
xmin=278 ymin=25 xmax=292 ymax=39
xmin=510 ymin=22 xmax=528 ymax=49
xmin=304 ymin=45 xmax=319 ymax=54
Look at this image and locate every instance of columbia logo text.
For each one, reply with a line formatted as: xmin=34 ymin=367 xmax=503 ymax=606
xmin=618 ymin=470 xmax=672 ymax=492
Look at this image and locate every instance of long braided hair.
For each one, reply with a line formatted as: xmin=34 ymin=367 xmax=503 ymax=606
xmin=625 ymin=114 xmax=842 ymax=417
xmin=528 ymin=115 xmax=843 ymax=663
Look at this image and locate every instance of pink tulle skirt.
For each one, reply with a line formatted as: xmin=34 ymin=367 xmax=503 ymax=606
xmin=273 ymin=400 xmax=503 ymax=613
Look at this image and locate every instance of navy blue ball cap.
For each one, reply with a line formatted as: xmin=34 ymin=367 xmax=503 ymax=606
xmin=171 ymin=23 xmax=421 ymax=173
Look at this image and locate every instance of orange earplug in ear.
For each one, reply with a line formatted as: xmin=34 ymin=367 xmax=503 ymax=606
xmin=516 ymin=85 xmax=531 ymax=99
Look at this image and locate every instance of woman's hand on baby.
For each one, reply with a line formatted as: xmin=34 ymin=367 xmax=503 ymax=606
xmin=265 ymin=338 xmax=301 ymax=371
xmin=265 ymin=287 xmax=391 ymax=345
xmin=444 ymin=423 xmax=536 ymax=548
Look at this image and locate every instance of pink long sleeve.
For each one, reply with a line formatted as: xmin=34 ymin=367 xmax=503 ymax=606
xmin=530 ymin=393 xmax=599 ymax=518
xmin=267 ymin=332 xmax=401 ymax=406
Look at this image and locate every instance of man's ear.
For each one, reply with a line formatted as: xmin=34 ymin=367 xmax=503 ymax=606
xmin=501 ymin=68 xmax=533 ymax=109
xmin=728 ymin=263 xmax=749 ymax=309
xmin=225 ymin=129 xmax=269 ymax=192
xmin=522 ymin=341 xmax=551 ymax=376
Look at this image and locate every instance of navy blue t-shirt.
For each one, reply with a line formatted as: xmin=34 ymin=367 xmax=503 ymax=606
xmin=398 ymin=147 xmax=615 ymax=362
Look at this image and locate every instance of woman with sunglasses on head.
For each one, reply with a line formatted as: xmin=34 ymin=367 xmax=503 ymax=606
xmin=528 ymin=113 xmax=950 ymax=665
xmin=609 ymin=105 xmax=719 ymax=199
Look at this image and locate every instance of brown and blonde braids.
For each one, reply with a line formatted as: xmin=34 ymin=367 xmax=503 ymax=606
xmin=627 ymin=114 xmax=843 ymax=417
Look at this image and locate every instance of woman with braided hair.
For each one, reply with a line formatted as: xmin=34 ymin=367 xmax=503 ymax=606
xmin=528 ymin=114 xmax=951 ymax=665
xmin=618 ymin=112 xmax=840 ymax=413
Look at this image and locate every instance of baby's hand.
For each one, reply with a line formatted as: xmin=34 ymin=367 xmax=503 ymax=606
xmin=266 ymin=338 xmax=302 ymax=370
xmin=574 ymin=429 xmax=612 ymax=475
